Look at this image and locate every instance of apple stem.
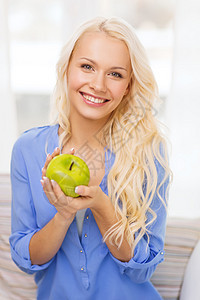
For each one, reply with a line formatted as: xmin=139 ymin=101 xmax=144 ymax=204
xmin=69 ymin=161 xmax=74 ymax=171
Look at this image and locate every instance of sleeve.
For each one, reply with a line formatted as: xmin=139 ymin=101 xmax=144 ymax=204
xmin=109 ymin=150 xmax=169 ymax=283
xmin=9 ymin=138 xmax=54 ymax=274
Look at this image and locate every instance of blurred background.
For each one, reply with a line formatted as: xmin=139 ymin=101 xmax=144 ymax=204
xmin=0 ymin=0 xmax=199 ymax=218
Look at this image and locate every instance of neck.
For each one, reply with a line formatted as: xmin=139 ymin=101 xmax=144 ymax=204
xmin=59 ymin=112 xmax=110 ymax=151
xmin=70 ymin=117 xmax=105 ymax=148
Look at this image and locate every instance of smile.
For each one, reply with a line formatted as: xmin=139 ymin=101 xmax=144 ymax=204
xmin=81 ymin=92 xmax=109 ymax=104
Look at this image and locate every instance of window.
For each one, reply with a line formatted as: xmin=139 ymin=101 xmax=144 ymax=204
xmin=8 ymin=0 xmax=175 ymax=133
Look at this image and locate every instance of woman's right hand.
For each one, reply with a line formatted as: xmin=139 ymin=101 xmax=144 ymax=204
xmin=41 ymin=147 xmax=76 ymax=224
xmin=42 ymin=147 xmax=60 ymax=179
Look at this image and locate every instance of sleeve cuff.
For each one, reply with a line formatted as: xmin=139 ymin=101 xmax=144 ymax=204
xmin=10 ymin=229 xmax=54 ymax=274
xmin=109 ymin=249 xmax=165 ymax=274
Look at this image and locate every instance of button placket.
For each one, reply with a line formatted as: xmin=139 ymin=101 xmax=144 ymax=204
xmin=82 ymin=210 xmax=90 ymax=250
xmin=79 ymin=248 xmax=86 ymax=272
xmin=79 ymin=211 xmax=91 ymax=289
xmin=79 ymin=246 xmax=89 ymax=289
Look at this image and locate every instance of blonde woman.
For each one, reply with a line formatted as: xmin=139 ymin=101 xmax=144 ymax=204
xmin=10 ymin=16 xmax=171 ymax=299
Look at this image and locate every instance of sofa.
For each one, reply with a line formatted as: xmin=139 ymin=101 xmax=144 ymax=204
xmin=1 ymin=174 xmax=200 ymax=300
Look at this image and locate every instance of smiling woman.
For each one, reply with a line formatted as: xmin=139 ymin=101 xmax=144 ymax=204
xmin=9 ymin=16 xmax=171 ymax=300
xmin=66 ymin=31 xmax=131 ymax=123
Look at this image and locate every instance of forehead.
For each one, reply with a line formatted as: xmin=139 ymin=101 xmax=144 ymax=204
xmin=72 ymin=31 xmax=131 ymax=70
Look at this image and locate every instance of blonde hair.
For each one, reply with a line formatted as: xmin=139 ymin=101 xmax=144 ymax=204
xmin=50 ymin=16 xmax=171 ymax=256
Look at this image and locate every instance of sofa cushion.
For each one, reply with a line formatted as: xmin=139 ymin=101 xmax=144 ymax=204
xmin=0 ymin=174 xmax=37 ymax=300
xmin=151 ymin=218 xmax=200 ymax=300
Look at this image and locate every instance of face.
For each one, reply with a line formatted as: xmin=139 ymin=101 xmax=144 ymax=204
xmin=66 ymin=31 xmax=132 ymax=123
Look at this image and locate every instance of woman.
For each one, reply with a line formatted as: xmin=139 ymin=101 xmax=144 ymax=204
xmin=10 ymin=16 xmax=171 ymax=299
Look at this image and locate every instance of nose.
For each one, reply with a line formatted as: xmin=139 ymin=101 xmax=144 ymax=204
xmin=89 ymin=72 xmax=107 ymax=93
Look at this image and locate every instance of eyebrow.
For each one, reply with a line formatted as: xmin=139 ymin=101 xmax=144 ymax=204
xmin=80 ymin=57 xmax=128 ymax=72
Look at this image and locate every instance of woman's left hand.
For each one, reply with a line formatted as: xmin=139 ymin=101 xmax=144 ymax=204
xmin=74 ymin=185 xmax=109 ymax=213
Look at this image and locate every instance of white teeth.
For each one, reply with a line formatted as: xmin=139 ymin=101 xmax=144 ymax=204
xmin=82 ymin=93 xmax=106 ymax=104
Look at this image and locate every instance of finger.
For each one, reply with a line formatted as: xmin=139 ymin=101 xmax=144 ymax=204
xmin=43 ymin=177 xmax=58 ymax=205
xmin=42 ymin=148 xmax=60 ymax=178
xmin=44 ymin=147 xmax=60 ymax=168
xmin=68 ymin=147 xmax=75 ymax=155
xmin=51 ymin=180 xmax=65 ymax=201
xmin=42 ymin=167 xmax=46 ymax=179
xmin=51 ymin=147 xmax=60 ymax=159
xmin=51 ymin=180 xmax=79 ymax=212
xmin=51 ymin=180 xmax=73 ymax=205
xmin=42 ymin=153 xmax=52 ymax=176
xmin=75 ymin=185 xmax=95 ymax=197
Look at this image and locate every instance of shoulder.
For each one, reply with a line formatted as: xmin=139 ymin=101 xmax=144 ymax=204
xmin=19 ymin=124 xmax=58 ymax=143
xmin=12 ymin=124 xmax=59 ymax=154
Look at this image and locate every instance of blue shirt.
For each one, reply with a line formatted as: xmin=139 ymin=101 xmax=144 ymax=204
xmin=9 ymin=124 xmax=168 ymax=300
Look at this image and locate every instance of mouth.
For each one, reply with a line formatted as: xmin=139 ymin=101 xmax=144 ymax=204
xmin=80 ymin=92 xmax=110 ymax=104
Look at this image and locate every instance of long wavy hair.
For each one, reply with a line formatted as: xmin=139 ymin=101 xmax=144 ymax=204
xmin=50 ymin=16 xmax=171 ymax=256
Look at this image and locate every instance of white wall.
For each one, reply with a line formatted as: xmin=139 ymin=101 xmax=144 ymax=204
xmin=0 ymin=0 xmax=17 ymax=173
xmin=166 ymin=0 xmax=200 ymax=217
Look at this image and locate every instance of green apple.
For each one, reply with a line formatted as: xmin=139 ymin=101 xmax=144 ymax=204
xmin=46 ymin=154 xmax=90 ymax=197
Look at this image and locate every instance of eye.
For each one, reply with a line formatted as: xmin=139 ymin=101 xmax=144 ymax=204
xmin=109 ymin=72 xmax=123 ymax=78
xmin=81 ymin=64 xmax=93 ymax=71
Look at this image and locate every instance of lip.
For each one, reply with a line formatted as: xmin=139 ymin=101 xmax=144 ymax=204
xmin=80 ymin=92 xmax=110 ymax=107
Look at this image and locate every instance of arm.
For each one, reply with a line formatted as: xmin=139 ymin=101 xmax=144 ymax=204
xmin=9 ymin=138 xmax=50 ymax=274
xmin=29 ymin=147 xmax=76 ymax=265
xmin=29 ymin=212 xmax=73 ymax=265
xmin=91 ymin=194 xmax=132 ymax=262
xmin=9 ymin=142 xmax=75 ymax=271
xmin=55 ymin=182 xmax=132 ymax=262
xmin=106 ymin=156 xmax=169 ymax=283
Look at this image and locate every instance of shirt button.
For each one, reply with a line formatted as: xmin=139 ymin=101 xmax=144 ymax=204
xmin=80 ymin=249 xmax=83 ymax=253
xmin=86 ymin=215 xmax=89 ymax=220
xmin=161 ymin=251 xmax=164 ymax=255
xmin=81 ymin=267 xmax=84 ymax=271
xmin=84 ymin=234 xmax=88 ymax=238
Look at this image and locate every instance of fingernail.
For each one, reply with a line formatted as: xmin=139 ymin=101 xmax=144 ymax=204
xmin=75 ymin=187 xmax=79 ymax=194
xmin=40 ymin=179 xmax=44 ymax=185
xmin=51 ymin=180 xmax=56 ymax=187
xmin=70 ymin=147 xmax=75 ymax=152
xmin=55 ymin=147 xmax=59 ymax=151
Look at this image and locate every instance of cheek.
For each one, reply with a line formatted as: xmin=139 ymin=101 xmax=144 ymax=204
xmin=110 ymin=82 xmax=129 ymax=101
xmin=68 ymin=69 xmax=87 ymax=91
